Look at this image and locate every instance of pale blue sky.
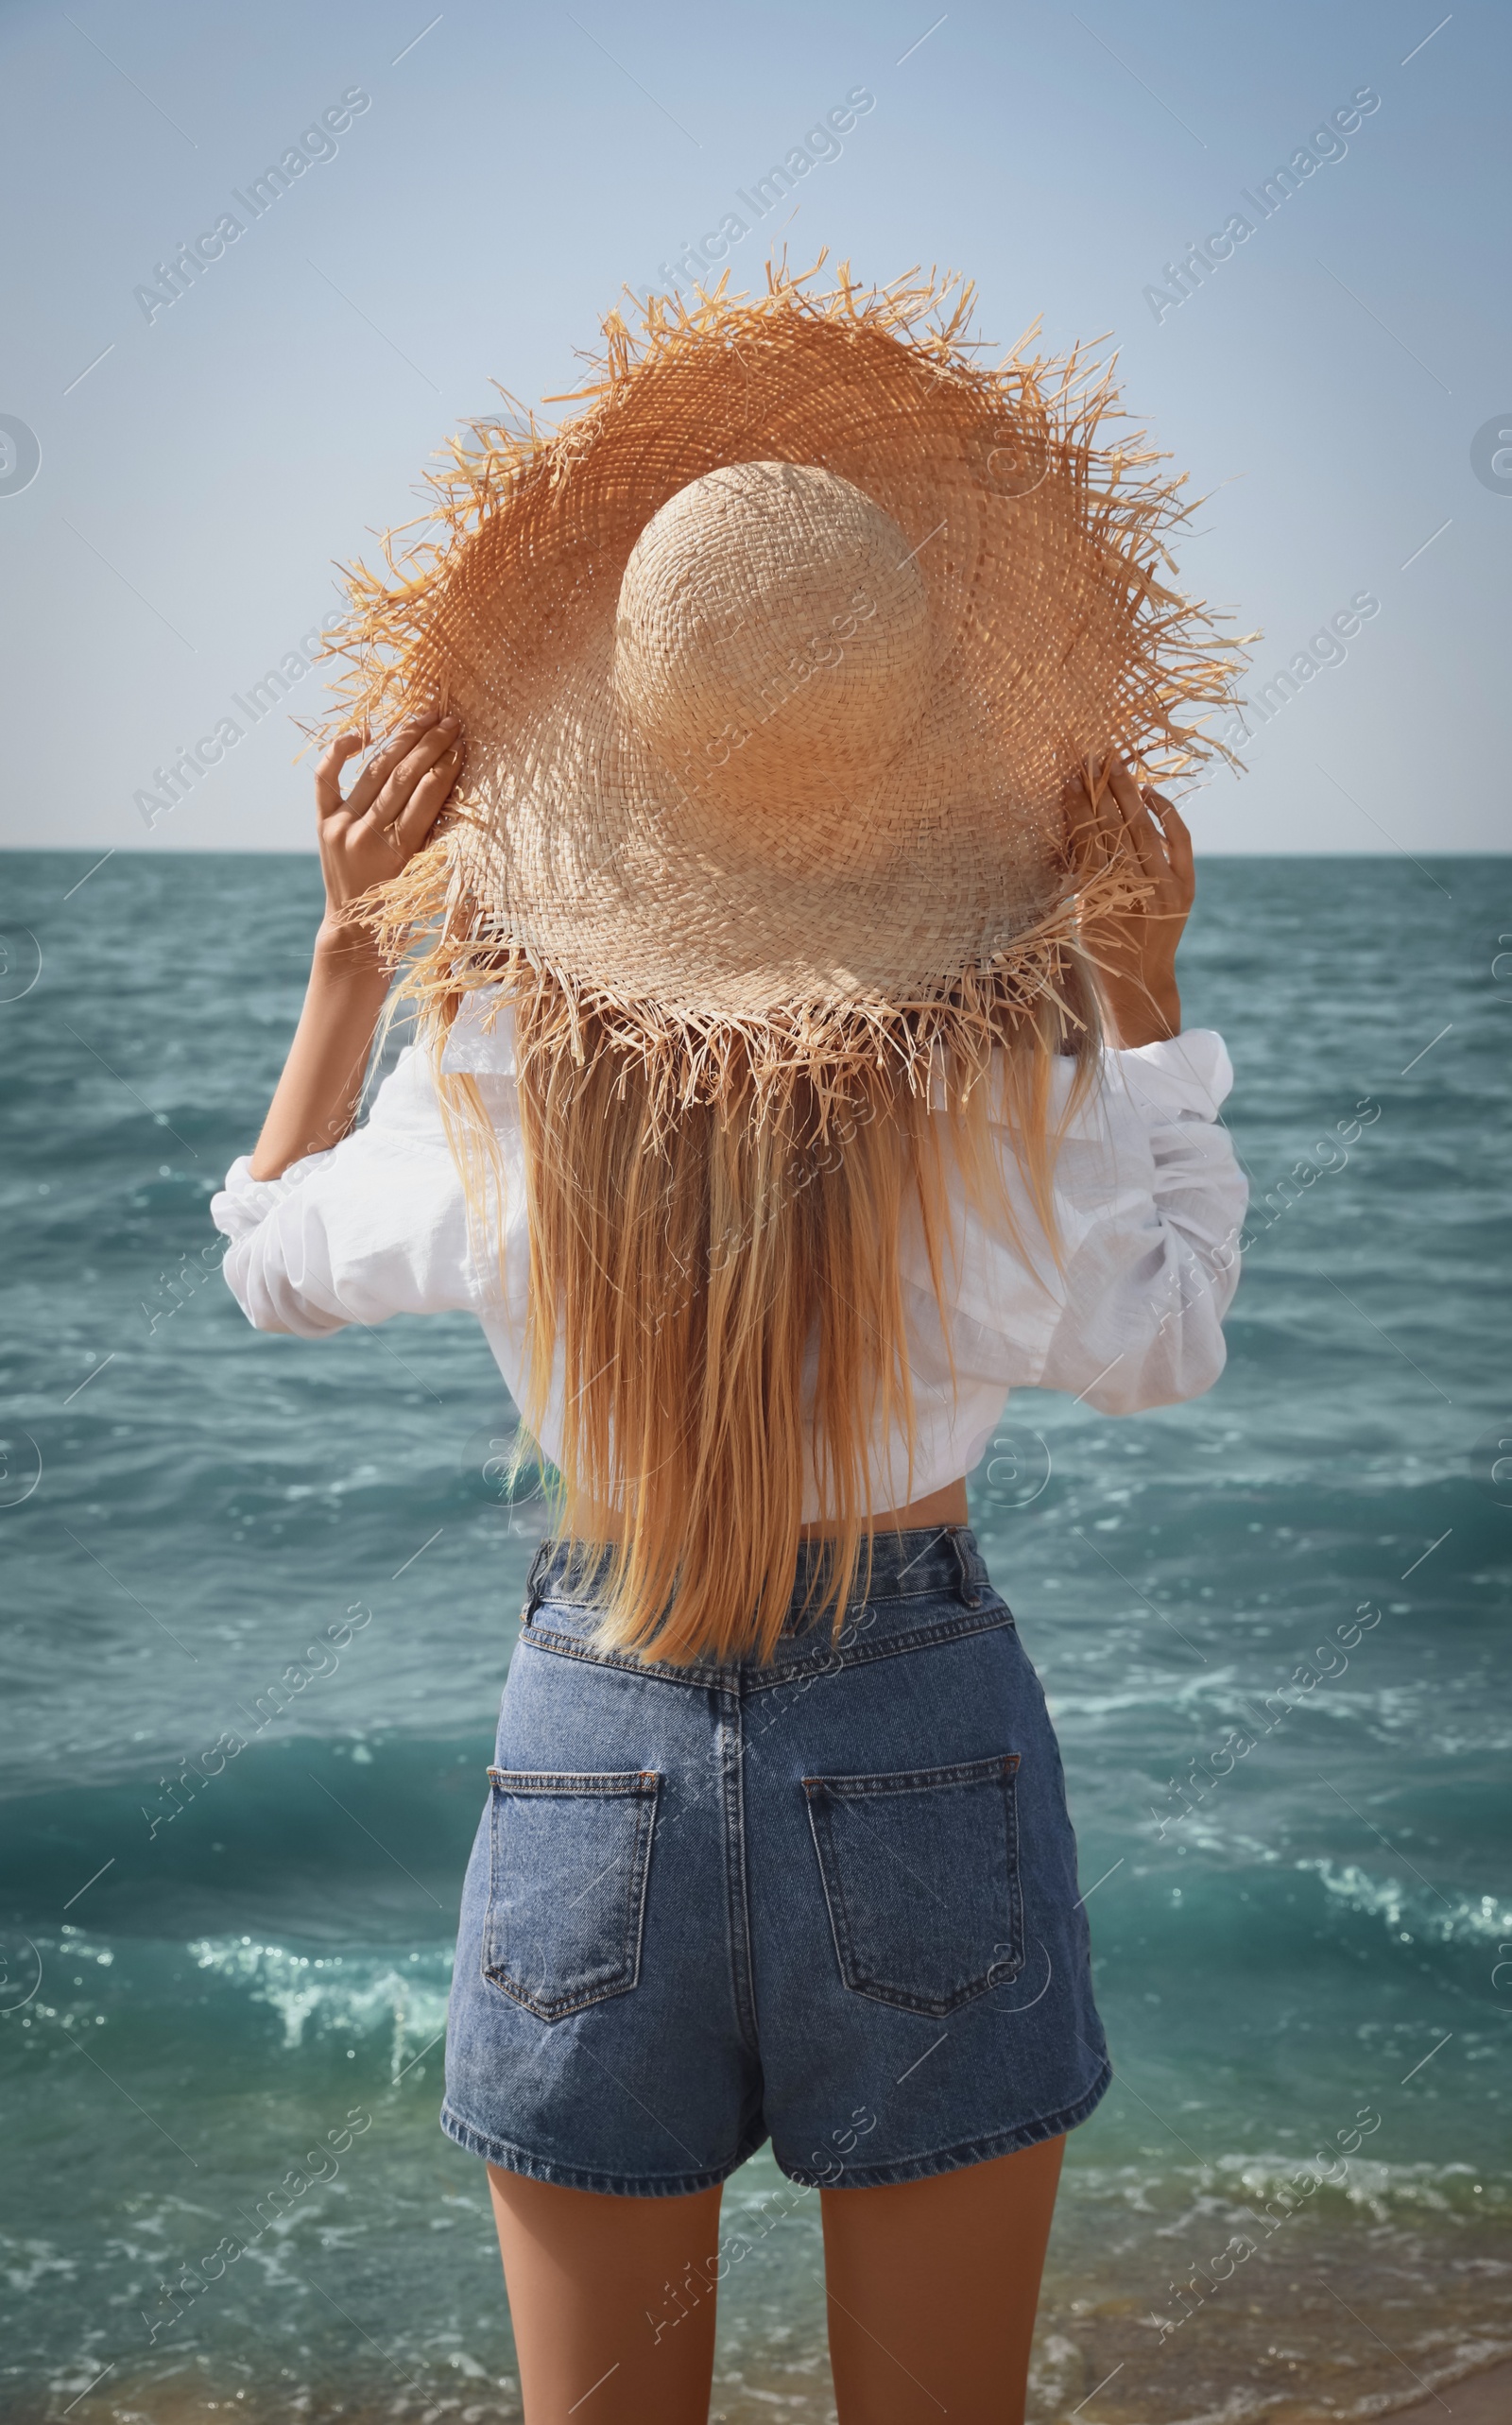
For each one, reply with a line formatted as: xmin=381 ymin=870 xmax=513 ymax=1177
xmin=1 ymin=0 xmax=1505 ymax=858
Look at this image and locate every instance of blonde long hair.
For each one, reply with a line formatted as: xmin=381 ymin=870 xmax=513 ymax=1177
xmin=321 ymin=266 xmax=1246 ymax=1664
xmin=422 ymin=952 xmax=1103 ymax=1668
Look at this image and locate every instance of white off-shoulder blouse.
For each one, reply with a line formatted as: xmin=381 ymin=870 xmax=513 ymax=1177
xmin=211 ymin=998 xmax=1247 ymax=1515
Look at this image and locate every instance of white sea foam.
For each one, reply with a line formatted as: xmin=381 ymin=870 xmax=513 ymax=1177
xmin=187 ymin=1935 xmax=452 ymax=2060
xmin=1072 ymin=2153 xmax=1499 ymax=2221
xmin=1297 ymin=1860 xmax=1512 ymax=1943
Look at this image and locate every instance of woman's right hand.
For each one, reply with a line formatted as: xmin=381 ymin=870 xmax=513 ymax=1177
xmin=314 ymin=710 xmax=464 ymax=925
xmin=1072 ymin=753 xmax=1194 ymax=1046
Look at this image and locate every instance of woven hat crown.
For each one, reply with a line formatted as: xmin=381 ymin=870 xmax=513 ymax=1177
xmin=614 ymin=461 xmax=934 ymax=826
xmin=327 ymin=261 xmax=1244 ymax=1090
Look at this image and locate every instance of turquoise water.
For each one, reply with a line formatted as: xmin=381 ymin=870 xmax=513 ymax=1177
xmin=1 ymin=851 xmax=1508 ymax=2424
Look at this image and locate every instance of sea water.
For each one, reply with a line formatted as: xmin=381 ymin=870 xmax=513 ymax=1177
xmin=1 ymin=851 xmax=1508 ymax=2424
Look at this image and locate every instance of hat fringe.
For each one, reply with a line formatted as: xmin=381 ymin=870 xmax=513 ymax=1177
xmin=301 ymin=251 xmax=1249 ymax=788
xmin=310 ymin=253 xmax=1246 ymax=1107
xmin=355 ymin=832 xmax=1148 ymax=1144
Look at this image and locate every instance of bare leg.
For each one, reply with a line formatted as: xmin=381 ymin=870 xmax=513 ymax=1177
xmin=820 ymin=2134 xmax=1065 ymax=2423
xmin=488 ymin=2163 xmax=723 ymax=2424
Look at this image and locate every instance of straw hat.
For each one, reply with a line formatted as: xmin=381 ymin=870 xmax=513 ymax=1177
xmin=325 ymin=260 xmax=1240 ymax=1106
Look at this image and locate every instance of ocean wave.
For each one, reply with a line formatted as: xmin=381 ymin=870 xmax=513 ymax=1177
xmin=1073 ymin=2152 xmax=1506 ymax=2224
xmin=1297 ymin=1859 xmax=1512 ymax=1944
xmin=187 ymin=1935 xmax=452 ymax=2064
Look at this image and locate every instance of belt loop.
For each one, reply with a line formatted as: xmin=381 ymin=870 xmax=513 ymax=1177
xmin=521 ymin=1535 xmax=553 ymax=1627
xmin=948 ymin=1525 xmax=982 ymax=1610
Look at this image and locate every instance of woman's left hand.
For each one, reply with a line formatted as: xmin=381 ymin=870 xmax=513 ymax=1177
xmin=247 ymin=710 xmax=464 ymax=1177
xmin=315 ymin=710 xmax=464 ymax=923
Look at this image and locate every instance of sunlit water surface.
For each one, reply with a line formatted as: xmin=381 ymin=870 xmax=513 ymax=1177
xmin=2 ymin=852 xmax=1508 ymax=2422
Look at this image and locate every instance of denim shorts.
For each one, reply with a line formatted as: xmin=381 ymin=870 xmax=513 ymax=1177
xmin=441 ymin=1524 xmax=1110 ymax=2195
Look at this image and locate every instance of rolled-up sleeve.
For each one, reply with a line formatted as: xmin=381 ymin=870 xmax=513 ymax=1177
xmin=210 ymin=1046 xmax=485 ymax=1337
xmin=1033 ymin=1030 xmax=1246 ymax=1412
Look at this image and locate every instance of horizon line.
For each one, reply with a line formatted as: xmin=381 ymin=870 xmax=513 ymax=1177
xmin=4 ymin=844 xmax=1506 ymax=863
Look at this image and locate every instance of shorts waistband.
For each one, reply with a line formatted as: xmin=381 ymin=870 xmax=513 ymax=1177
xmin=518 ymin=1523 xmax=1012 ymax=1691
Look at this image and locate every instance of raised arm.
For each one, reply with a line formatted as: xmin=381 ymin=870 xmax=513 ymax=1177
xmin=1073 ymin=754 xmax=1194 ymax=1049
xmin=250 ymin=711 xmax=462 ymax=1178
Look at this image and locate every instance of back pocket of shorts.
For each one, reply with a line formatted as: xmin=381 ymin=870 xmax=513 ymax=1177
xmin=803 ymin=1753 xmax=1022 ymax=2017
xmin=483 ymin=1768 xmax=661 ymax=2022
